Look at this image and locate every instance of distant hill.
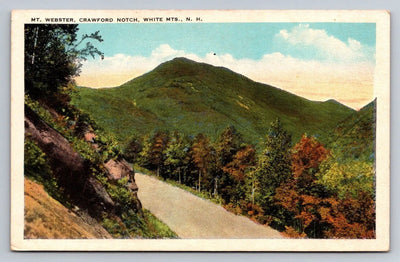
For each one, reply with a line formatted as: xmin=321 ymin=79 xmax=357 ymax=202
xmin=72 ymin=57 xmax=355 ymax=146
xmin=328 ymin=98 xmax=376 ymax=163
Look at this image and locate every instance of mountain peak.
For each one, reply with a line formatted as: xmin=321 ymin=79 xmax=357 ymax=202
xmin=323 ymin=99 xmax=355 ymax=112
xmin=74 ymin=58 xmax=355 ymax=145
xmin=159 ymin=57 xmax=200 ymax=68
xmin=171 ymin=57 xmax=195 ymax=63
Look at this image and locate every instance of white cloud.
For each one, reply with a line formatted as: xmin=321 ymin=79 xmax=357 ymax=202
xmin=274 ymin=24 xmax=375 ymax=63
xmin=76 ymin=43 xmax=374 ymax=109
xmin=151 ymin=44 xmax=186 ymax=59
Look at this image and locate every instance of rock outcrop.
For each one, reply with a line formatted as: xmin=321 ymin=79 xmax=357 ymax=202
xmin=24 ymin=105 xmax=142 ymax=218
xmin=104 ymin=158 xmax=138 ymax=192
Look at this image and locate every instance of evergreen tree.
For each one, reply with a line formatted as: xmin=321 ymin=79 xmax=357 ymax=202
xmin=123 ymin=135 xmax=143 ymax=163
xmin=256 ymin=119 xmax=292 ymax=218
xmin=164 ymin=131 xmax=189 ymax=183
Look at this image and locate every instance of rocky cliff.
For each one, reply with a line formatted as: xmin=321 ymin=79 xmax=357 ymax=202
xmin=24 ymin=104 xmax=142 ymax=237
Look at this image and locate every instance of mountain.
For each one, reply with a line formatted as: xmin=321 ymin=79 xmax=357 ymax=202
xmin=328 ymin=98 xmax=376 ymax=163
xmin=72 ymin=57 xmax=355 ymax=145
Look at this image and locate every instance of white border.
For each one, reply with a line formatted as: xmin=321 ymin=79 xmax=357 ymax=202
xmin=11 ymin=9 xmax=390 ymax=251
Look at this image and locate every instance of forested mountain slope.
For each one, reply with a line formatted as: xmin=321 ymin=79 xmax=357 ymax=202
xmin=73 ymin=57 xmax=354 ymax=145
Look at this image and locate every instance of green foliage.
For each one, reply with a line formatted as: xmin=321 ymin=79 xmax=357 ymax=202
xmin=213 ymin=126 xmax=243 ymax=202
xmin=256 ymin=119 xmax=292 ymax=217
xmin=142 ymin=209 xmax=178 ymax=238
xmin=25 ymin=95 xmax=55 ymax=125
xmin=25 ymin=24 xmax=103 ymax=99
xmin=123 ymin=135 xmax=143 ymax=163
xmin=26 ymin=93 xmax=178 ymax=239
xmin=320 ymin=99 xmax=376 ymax=199
xmin=317 ymin=157 xmax=375 ymax=199
xmin=329 ymin=99 xmax=376 ymax=163
xmin=102 ymin=209 xmax=177 ymax=239
xmin=71 ymin=57 xmax=354 ymax=147
xmin=24 ymin=137 xmax=66 ymax=204
xmin=136 ymin=165 xmax=222 ymax=205
xmin=137 ymin=131 xmax=170 ymax=176
xmin=24 ymin=138 xmax=50 ymax=175
xmin=107 ymin=177 xmax=134 ymax=208
xmin=163 ymin=131 xmax=190 ymax=183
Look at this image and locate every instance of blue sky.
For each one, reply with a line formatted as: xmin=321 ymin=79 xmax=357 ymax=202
xmin=78 ymin=23 xmax=375 ymax=60
xmin=76 ymin=22 xmax=376 ymax=109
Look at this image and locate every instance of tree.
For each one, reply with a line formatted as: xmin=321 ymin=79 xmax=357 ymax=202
xmin=137 ymin=132 xmax=169 ymax=176
xmin=150 ymin=131 xmax=170 ymax=177
xmin=223 ymin=145 xmax=256 ymax=182
xmin=137 ymin=134 xmax=152 ymax=167
xmin=124 ymin=135 xmax=143 ymax=163
xmin=191 ymin=133 xmax=213 ymax=192
xmin=274 ymin=134 xmax=330 ymax=237
xmin=275 ymin=134 xmax=376 ymax=238
xmin=316 ymin=155 xmax=375 ymax=200
xmin=255 ymin=118 xmax=292 ymax=219
xmin=223 ymin=144 xmax=256 ymax=204
xmin=164 ymin=131 xmax=189 ymax=183
xmin=25 ymin=24 xmax=103 ymax=99
xmin=215 ymin=126 xmax=243 ymax=202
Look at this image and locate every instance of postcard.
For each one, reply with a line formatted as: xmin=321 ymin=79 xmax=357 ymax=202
xmin=11 ymin=10 xmax=390 ymax=251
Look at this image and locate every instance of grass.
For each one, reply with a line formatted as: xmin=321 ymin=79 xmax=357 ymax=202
xmin=142 ymin=209 xmax=178 ymax=238
xmin=72 ymin=57 xmax=355 ymax=147
xmin=24 ymin=178 xmax=112 ymax=239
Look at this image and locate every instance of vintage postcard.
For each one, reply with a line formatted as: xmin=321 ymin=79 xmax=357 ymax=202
xmin=11 ymin=10 xmax=390 ymax=251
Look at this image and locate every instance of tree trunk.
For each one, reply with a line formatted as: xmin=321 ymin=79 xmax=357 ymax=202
xmin=31 ymin=26 xmax=39 ymax=65
xmin=214 ymin=177 xmax=218 ymax=197
xmin=251 ymin=179 xmax=255 ymax=206
xmin=198 ymin=170 xmax=201 ymax=192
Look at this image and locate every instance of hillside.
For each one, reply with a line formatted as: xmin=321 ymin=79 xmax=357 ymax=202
xmin=24 ymin=97 xmax=177 ymax=239
xmin=25 ymin=178 xmax=112 ymax=239
xmin=329 ymin=98 xmax=376 ymax=162
xmin=72 ymin=57 xmax=355 ymax=145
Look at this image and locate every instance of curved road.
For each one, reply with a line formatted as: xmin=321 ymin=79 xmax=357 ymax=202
xmin=135 ymin=173 xmax=283 ymax=239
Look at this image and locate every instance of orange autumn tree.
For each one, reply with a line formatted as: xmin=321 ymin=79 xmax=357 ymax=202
xmin=223 ymin=145 xmax=256 ymax=182
xmin=223 ymin=145 xmax=256 ymax=206
xmin=275 ymin=134 xmax=376 ymax=238
xmin=275 ymin=134 xmax=330 ymax=238
xmin=191 ymin=133 xmax=213 ymax=192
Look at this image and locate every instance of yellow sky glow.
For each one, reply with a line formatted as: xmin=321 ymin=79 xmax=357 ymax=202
xmin=75 ymin=62 xmax=374 ymax=110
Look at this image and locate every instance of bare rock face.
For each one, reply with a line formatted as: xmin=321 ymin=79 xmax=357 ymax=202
xmin=24 ymin=105 xmax=142 ymax=217
xmin=25 ymin=106 xmax=85 ymax=175
xmin=104 ymin=158 xmax=141 ymax=211
xmin=104 ymin=159 xmax=128 ymax=181
xmin=104 ymin=159 xmax=137 ymax=188
xmin=84 ymin=132 xmax=96 ymax=143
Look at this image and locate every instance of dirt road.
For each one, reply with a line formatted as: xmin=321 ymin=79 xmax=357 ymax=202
xmin=135 ymin=173 xmax=283 ymax=239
